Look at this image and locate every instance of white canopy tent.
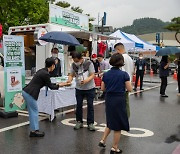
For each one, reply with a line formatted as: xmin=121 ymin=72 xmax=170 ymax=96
xmin=121 ymin=31 xmax=158 ymax=51
xmin=109 ymin=30 xmax=134 ymax=50
xmin=109 ymin=30 xmax=160 ymax=52
xmin=109 ymin=30 xmax=145 ymax=52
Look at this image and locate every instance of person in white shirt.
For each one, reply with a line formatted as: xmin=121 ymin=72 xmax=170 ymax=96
xmin=114 ymin=43 xmax=134 ymax=118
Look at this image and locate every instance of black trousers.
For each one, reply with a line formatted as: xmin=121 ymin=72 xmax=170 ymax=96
xmin=135 ymin=70 xmax=144 ymax=89
xmin=75 ymin=88 xmax=95 ymax=125
xmin=178 ymin=72 xmax=180 ymax=93
xmin=160 ymin=76 xmax=167 ymax=95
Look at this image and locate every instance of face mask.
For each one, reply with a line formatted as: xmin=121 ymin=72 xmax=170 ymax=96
xmin=74 ymin=62 xmax=81 ymax=66
xmin=139 ymin=57 xmax=143 ymax=59
xmin=52 ymin=53 xmax=58 ymax=58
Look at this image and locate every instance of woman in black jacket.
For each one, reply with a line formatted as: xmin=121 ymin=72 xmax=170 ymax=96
xmin=159 ymin=56 xmax=170 ymax=97
xmin=23 ymin=57 xmax=62 ymax=137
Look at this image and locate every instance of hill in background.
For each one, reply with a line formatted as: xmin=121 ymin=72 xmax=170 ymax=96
xmin=116 ymin=17 xmax=170 ymax=35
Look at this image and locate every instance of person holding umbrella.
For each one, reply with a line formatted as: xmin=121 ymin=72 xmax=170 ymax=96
xmin=156 ymin=47 xmax=180 ymax=97
xmin=159 ymin=56 xmax=170 ymax=97
xmin=174 ymin=53 xmax=180 ymax=96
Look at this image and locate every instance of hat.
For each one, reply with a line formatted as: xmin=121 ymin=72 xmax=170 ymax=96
xmin=91 ymin=54 xmax=97 ymax=59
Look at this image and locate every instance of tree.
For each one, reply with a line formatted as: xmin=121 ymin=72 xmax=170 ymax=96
xmin=165 ymin=17 xmax=180 ymax=44
xmin=0 ymin=0 xmax=49 ymax=34
xmin=49 ymin=0 xmax=55 ymax=4
xmin=71 ymin=6 xmax=83 ymax=13
xmin=55 ymin=1 xmax=70 ymax=8
xmin=119 ymin=17 xmax=170 ymax=35
xmin=86 ymin=14 xmax=95 ymax=31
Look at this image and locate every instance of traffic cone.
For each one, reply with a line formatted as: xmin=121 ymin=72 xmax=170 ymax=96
xmin=133 ymin=74 xmax=136 ymax=83
xmin=137 ymin=79 xmax=140 ymax=87
xmin=150 ymin=69 xmax=154 ymax=77
xmin=173 ymin=70 xmax=177 ymax=80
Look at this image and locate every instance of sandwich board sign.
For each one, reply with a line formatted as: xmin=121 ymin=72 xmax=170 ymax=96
xmin=3 ymin=35 xmax=26 ymax=112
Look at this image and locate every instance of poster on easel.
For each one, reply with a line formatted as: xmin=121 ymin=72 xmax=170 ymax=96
xmin=3 ymin=35 xmax=26 ymax=112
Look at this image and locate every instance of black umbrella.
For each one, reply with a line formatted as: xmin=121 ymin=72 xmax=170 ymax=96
xmin=155 ymin=47 xmax=180 ymax=56
xmin=39 ymin=31 xmax=80 ymax=46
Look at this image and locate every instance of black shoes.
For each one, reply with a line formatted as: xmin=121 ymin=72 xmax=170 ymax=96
xmin=110 ymin=147 xmax=123 ymax=153
xmin=29 ymin=130 xmax=45 ymax=137
xmin=134 ymin=88 xmax=144 ymax=91
xmin=161 ymin=94 xmax=168 ymax=97
xmin=98 ymin=141 xmax=106 ymax=147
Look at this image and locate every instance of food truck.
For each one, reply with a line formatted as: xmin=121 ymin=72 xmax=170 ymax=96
xmin=8 ymin=4 xmax=116 ymax=77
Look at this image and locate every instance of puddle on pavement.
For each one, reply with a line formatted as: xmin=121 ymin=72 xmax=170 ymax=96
xmin=165 ymin=125 xmax=180 ymax=143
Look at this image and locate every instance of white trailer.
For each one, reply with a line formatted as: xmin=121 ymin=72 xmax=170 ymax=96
xmin=8 ymin=23 xmax=80 ymax=76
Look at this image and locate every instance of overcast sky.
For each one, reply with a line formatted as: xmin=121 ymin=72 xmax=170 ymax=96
xmin=55 ymin=0 xmax=180 ymax=28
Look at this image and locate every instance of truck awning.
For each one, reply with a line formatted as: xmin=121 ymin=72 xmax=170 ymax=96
xmin=65 ymin=31 xmax=120 ymax=41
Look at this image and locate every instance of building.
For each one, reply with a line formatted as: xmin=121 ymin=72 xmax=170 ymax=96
xmin=138 ymin=32 xmax=180 ymax=47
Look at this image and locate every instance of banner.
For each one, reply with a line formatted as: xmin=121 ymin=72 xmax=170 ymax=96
xmin=3 ymin=35 xmax=26 ymax=112
xmin=49 ymin=4 xmax=89 ymax=31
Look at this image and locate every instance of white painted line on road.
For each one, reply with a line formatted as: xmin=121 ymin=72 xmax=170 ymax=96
xmin=0 ymin=116 xmax=47 ymax=133
xmin=0 ymin=121 xmax=30 ymax=133
xmin=0 ymin=82 xmax=175 ymax=133
xmin=61 ymin=118 xmax=154 ymax=138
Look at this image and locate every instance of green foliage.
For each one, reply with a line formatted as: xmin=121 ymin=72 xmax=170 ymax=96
xmin=86 ymin=14 xmax=95 ymax=31
xmin=0 ymin=0 xmax=49 ymax=34
xmin=165 ymin=17 xmax=180 ymax=32
xmin=0 ymin=0 xmax=94 ymax=33
xmin=119 ymin=17 xmax=170 ymax=35
xmin=55 ymin=1 xmax=70 ymax=8
xmin=169 ymin=55 xmax=176 ymax=62
xmin=165 ymin=17 xmax=180 ymax=44
xmin=71 ymin=6 xmax=83 ymax=13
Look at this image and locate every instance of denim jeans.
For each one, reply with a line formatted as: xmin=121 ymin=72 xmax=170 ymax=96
xmin=22 ymin=91 xmax=39 ymax=131
xmin=75 ymin=88 xmax=95 ymax=125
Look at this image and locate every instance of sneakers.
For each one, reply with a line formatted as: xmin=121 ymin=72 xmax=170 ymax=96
xmin=88 ymin=123 xmax=96 ymax=131
xmin=29 ymin=130 xmax=45 ymax=137
xmin=74 ymin=122 xmax=95 ymax=131
xmin=74 ymin=122 xmax=83 ymax=130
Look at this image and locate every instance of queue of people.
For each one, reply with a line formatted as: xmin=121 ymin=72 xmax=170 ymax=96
xmin=21 ymin=45 xmax=180 ymax=154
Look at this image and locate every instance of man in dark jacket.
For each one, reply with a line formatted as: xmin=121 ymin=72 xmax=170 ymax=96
xmin=22 ymin=57 xmax=62 ymax=137
xmin=49 ymin=48 xmax=62 ymax=77
xmin=134 ymin=53 xmax=146 ymax=91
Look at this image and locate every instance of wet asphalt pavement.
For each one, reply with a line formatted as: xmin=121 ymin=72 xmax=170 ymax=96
xmin=0 ymin=77 xmax=180 ymax=154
